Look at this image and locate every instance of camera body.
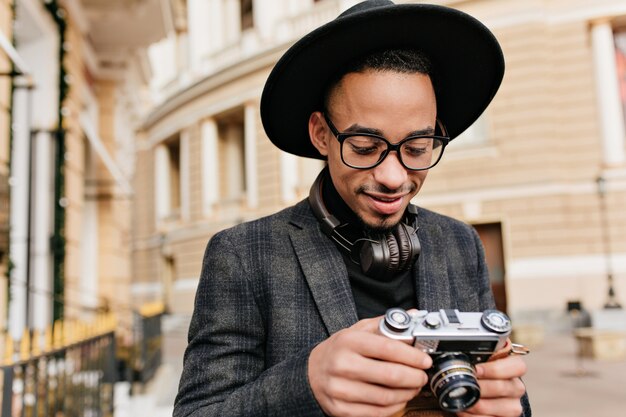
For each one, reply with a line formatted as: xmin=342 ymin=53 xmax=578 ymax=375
xmin=379 ymin=308 xmax=512 ymax=412
xmin=379 ymin=308 xmax=511 ymax=360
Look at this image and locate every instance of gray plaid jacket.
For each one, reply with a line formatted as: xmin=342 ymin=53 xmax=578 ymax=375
xmin=174 ymin=199 xmax=529 ymax=417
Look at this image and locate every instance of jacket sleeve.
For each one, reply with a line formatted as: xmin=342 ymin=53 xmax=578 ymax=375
xmin=173 ymin=231 xmax=325 ymax=417
xmin=470 ymin=227 xmax=532 ymax=417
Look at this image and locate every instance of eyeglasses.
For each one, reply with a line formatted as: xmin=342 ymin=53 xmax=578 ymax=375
xmin=323 ymin=113 xmax=450 ymax=171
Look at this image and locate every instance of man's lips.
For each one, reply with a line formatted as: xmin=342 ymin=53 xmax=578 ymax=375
xmin=365 ymin=193 xmax=406 ymax=215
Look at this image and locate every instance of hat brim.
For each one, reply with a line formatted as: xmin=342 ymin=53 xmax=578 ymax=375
xmin=260 ymin=3 xmax=505 ymax=159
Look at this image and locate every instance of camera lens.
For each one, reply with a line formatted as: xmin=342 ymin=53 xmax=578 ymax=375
xmin=428 ymin=352 xmax=481 ymax=412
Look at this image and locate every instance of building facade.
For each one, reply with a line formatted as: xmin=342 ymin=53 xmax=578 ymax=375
xmin=0 ymin=0 xmax=14 ymax=334
xmin=1 ymin=0 xmax=170 ymax=345
xmin=133 ymin=0 xmax=625 ymax=329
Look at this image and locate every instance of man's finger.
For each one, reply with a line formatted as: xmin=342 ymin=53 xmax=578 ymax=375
xmin=345 ymin=331 xmax=432 ymax=369
xmin=334 ymin=352 xmax=429 ymax=388
xmin=460 ymin=396 xmax=524 ymax=417
xmin=476 ymin=377 xmax=526 ymax=399
xmin=475 ymin=355 xmax=527 ymax=379
xmin=322 ymin=376 xmax=421 ymax=406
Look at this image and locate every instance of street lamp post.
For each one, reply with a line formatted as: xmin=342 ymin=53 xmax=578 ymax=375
xmin=596 ymin=175 xmax=622 ymax=309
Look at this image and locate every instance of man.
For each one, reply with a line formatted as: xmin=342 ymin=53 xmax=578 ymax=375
xmin=174 ymin=1 xmax=530 ymax=417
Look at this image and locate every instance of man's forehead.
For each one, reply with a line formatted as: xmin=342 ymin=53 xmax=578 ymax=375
xmin=326 ymin=69 xmax=434 ymax=108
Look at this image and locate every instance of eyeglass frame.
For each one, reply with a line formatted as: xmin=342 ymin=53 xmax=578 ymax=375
xmin=322 ymin=112 xmax=451 ymax=171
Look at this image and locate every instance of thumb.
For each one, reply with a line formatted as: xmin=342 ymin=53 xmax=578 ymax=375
xmin=353 ymin=309 xmax=420 ymax=334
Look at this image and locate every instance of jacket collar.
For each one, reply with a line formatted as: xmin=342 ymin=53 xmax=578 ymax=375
xmin=415 ymin=219 xmax=452 ymax=311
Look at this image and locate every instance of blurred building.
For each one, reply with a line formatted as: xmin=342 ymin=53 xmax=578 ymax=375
xmin=1 ymin=0 xmax=170 ymax=344
xmin=1 ymin=0 xmax=13 ymax=334
xmin=3 ymin=0 xmax=626 ymax=341
xmin=137 ymin=0 xmax=626 ymax=328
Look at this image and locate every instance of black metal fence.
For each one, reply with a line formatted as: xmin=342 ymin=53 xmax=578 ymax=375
xmin=131 ymin=303 xmax=164 ymax=385
xmin=0 ymin=304 xmax=165 ymax=415
xmin=0 ymin=330 xmax=117 ymax=417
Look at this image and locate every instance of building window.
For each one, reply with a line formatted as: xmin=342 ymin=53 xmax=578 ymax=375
xmin=240 ymin=0 xmax=254 ymax=30
xmin=217 ymin=109 xmax=246 ymax=202
xmin=447 ymin=114 xmax=489 ymax=150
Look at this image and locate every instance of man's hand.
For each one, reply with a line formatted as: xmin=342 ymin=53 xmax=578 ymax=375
xmin=457 ymin=355 xmax=528 ymax=417
xmin=308 ymin=316 xmax=433 ymax=417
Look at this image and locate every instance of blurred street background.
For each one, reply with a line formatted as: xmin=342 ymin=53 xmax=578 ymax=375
xmin=1 ymin=0 xmax=626 ymax=415
xmin=118 ymin=314 xmax=626 ymax=417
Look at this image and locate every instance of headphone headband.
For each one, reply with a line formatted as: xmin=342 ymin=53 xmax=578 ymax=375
xmin=308 ymin=168 xmax=421 ymax=279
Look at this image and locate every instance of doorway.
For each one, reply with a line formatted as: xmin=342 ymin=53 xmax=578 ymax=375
xmin=473 ymin=222 xmax=507 ymax=314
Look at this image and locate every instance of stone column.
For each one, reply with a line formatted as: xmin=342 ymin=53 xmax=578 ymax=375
xmin=187 ymin=0 xmax=212 ymax=69
xmin=591 ymin=19 xmax=626 ymax=167
xmin=280 ymin=153 xmax=298 ymax=203
xmin=244 ymin=103 xmax=258 ymax=208
xmin=224 ymin=0 xmax=241 ymax=45
xmin=208 ymin=0 xmax=225 ymax=53
xmin=9 ymin=86 xmax=30 ymax=341
xmin=201 ymin=119 xmax=219 ymax=216
xmin=253 ymin=0 xmax=284 ymax=40
xmin=154 ymin=144 xmax=171 ymax=221
xmin=180 ymin=128 xmax=190 ymax=221
xmin=31 ymin=131 xmax=54 ymax=332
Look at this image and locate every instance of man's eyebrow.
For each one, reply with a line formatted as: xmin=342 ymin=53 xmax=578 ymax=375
xmin=344 ymin=124 xmax=383 ymax=135
xmin=344 ymin=124 xmax=435 ymax=137
xmin=407 ymin=127 xmax=435 ymax=136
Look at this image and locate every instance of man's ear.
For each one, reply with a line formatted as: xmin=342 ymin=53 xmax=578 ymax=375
xmin=309 ymin=111 xmax=329 ymax=157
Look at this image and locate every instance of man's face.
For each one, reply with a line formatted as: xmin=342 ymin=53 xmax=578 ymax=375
xmin=309 ymin=70 xmax=437 ymax=231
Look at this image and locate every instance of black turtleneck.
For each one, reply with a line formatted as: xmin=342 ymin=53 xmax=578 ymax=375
xmin=321 ymin=173 xmax=417 ymax=319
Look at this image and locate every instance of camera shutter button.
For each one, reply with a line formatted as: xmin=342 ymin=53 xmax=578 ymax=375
xmin=425 ymin=315 xmax=441 ymax=329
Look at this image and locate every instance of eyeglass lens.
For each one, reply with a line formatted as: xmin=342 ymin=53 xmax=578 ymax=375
xmin=341 ymin=135 xmax=444 ymax=170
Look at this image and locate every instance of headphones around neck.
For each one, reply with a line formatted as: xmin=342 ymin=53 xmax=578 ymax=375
xmin=308 ymin=169 xmax=421 ymax=280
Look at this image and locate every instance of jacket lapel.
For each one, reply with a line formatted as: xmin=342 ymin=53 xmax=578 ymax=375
xmin=288 ymin=202 xmax=358 ymax=335
xmin=415 ymin=220 xmax=452 ymax=311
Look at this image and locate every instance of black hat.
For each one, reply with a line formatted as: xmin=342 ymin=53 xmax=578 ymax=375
xmin=260 ymin=0 xmax=505 ymax=159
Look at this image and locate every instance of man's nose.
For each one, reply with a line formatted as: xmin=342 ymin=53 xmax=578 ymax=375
xmin=372 ymin=151 xmax=408 ymax=191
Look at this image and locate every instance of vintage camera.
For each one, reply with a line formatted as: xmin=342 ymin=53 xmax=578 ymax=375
xmin=379 ymin=307 xmax=512 ymax=413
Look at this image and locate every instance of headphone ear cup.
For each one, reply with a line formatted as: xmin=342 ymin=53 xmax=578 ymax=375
xmin=399 ymin=223 xmax=421 ymax=272
xmin=392 ymin=223 xmax=413 ymax=272
xmin=358 ymin=239 xmax=389 ymax=278
xmin=359 ymin=224 xmax=421 ymax=279
xmin=384 ymin=231 xmax=401 ymax=273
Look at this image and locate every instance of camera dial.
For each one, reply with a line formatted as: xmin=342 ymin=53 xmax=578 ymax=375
xmin=480 ymin=310 xmax=512 ymax=334
xmin=384 ymin=308 xmax=412 ymax=332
